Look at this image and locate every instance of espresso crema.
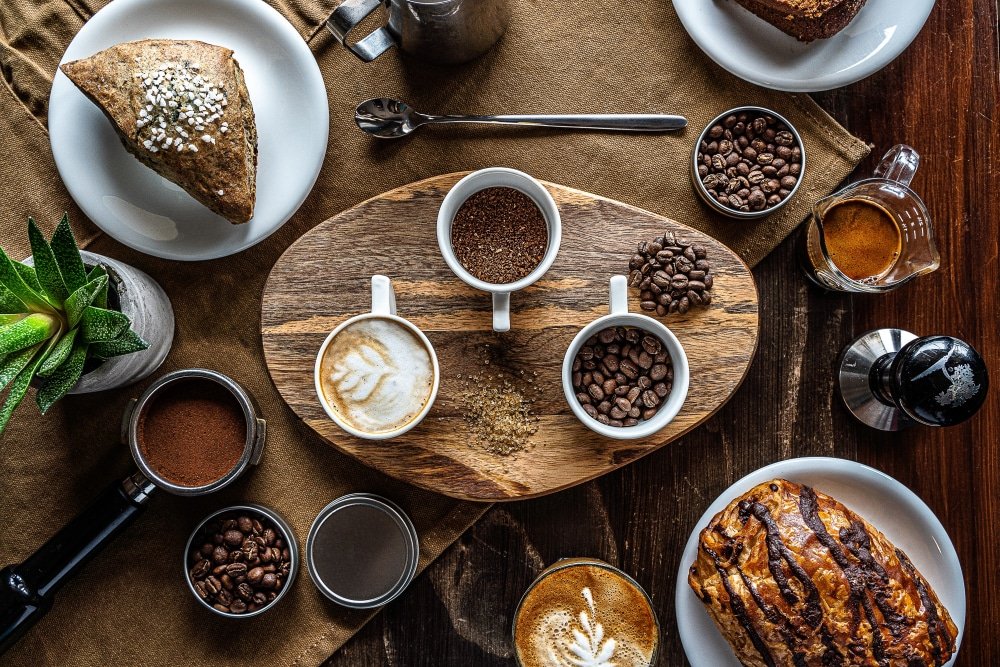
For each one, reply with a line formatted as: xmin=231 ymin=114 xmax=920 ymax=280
xmin=514 ymin=561 xmax=659 ymax=667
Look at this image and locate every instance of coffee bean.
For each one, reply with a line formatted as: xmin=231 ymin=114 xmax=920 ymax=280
xmin=650 ymin=364 xmax=669 ymax=381
xmin=223 ymin=530 xmax=244 ymax=547
xmin=229 ymin=599 xmax=247 ymax=614
xmin=191 ymin=560 xmax=211 ymax=579
xmin=641 ymin=390 xmax=660 ymax=408
xmin=226 ymin=562 xmax=248 ymax=577
xmin=212 ymin=545 xmax=229 ymax=564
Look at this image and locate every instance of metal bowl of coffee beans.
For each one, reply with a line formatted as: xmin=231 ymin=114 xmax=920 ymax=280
xmin=692 ymin=106 xmax=806 ymax=220
xmin=185 ymin=504 xmax=299 ymax=618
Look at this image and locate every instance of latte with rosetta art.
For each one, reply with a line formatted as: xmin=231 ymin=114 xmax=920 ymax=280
xmin=319 ymin=317 xmax=434 ymax=435
xmin=513 ymin=561 xmax=659 ymax=667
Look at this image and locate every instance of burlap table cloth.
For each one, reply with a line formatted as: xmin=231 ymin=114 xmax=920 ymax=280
xmin=0 ymin=0 xmax=868 ymax=664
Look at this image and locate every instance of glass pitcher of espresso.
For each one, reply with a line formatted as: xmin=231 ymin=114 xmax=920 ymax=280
xmin=799 ymin=144 xmax=940 ymax=293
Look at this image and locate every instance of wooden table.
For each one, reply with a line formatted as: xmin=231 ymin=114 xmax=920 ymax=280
xmin=327 ymin=2 xmax=999 ymax=664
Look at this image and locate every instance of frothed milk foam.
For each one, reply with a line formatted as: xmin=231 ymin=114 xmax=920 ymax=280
xmin=514 ymin=562 xmax=658 ymax=667
xmin=319 ymin=317 xmax=434 ymax=434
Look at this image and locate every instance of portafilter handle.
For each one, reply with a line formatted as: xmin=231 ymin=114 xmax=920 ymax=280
xmin=0 ymin=471 xmax=155 ymax=655
xmin=869 ymin=335 xmax=989 ymax=427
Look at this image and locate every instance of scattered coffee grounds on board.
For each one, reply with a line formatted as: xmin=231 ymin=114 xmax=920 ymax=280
xmin=629 ymin=231 xmax=713 ymax=316
xmin=454 ymin=358 xmax=541 ymax=456
xmin=137 ymin=379 xmax=246 ymax=487
xmin=451 ymin=187 xmax=548 ymax=285
xmin=189 ymin=512 xmax=292 ymax=614
xmin=571 ymin=327 xmax=673 ymax=427
xmin=698 ymin=111 xmax=802 ymax=212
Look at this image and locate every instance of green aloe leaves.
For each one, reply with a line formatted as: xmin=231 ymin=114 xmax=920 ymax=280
xmin=0 ymin=215 xmax=149 ymax=434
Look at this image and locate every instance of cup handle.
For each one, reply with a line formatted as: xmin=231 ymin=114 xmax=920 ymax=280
xmin=609 ymin=275 xmax=629 ymax=315
xmin=371 ymin=275 xmax=397 ymax=316
xmin=325 ymin=0 xmax=397 ymax=63
xmin=873 ymin=144 xmax=920 ymax=188
xmin=492 ymin=293 xmax=511 ymax=332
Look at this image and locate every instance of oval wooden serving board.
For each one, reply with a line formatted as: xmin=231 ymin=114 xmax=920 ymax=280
xmin=262 ymin=173 xmax=759 ymax=501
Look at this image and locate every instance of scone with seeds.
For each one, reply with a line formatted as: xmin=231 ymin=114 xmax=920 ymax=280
xmin=61 ymin=39 xmax=257 ymax=224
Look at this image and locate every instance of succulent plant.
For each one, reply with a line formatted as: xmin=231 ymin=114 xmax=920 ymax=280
xmin=0 ymin=215 xmax=148 ymax=434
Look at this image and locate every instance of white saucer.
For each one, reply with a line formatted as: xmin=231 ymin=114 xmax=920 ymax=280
xmin=49 ymin=0 xmax=328 ymax=261
xmin=675 ymin=457 xmax=964 ymax=666
xmin=673 ymin=0 xmax=935 ymax=91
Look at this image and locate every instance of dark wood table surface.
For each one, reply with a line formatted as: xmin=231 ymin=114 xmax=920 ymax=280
xmin=327 ymin=2 xmax=999 ymax=664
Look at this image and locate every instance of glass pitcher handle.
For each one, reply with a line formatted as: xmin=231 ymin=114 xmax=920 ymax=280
xmin=873 ymin=144 xmax=920 ymax=188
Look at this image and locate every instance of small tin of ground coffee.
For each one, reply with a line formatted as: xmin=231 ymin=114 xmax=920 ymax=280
xmin=305 ymin=494 xmax=419 ymax=609
xmin=184 ymin=504 xmax=298 ymax=618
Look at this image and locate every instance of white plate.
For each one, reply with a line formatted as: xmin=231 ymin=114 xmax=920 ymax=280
xmin=49 ymin=0 xmax=328 ymax=261
xmin=675 ymin=457 xmax=965 ymax=666
xmin=673 ymin=0 xmax=935 ymax=91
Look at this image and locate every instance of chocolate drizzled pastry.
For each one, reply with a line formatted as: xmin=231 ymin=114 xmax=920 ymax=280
xmin=732 ymin=0 xmax=869 ymax=42
xmin=689 ymin=480 xmax=958 ymax=667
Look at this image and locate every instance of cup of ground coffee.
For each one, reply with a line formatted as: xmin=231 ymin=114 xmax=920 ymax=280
xmin=563 ymin=276 xmax=689 ymax=440
xmin=512 ymin=558 xmax=660 ymax=667
xmin=315 ymin=275 xmax=440 ymax=440
xmin=437 ymin=167 xmax=561 ymax=332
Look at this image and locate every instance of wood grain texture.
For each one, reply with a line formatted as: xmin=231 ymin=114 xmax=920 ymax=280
xmin=322 ymin=1 xmax=998 ymax=664
xmin=262 ymin=173 xmax=759 ymax=501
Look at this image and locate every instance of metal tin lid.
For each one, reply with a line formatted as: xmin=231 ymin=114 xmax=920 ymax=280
xmin=305 ymin=493 xmax=419 ymax=609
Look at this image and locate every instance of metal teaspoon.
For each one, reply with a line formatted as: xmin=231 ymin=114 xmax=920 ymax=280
xmin=355 ymin=97 xmax=688 ymax=139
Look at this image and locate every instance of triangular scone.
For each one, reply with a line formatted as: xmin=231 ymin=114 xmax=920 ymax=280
xmin=61 ymin=39 xmax=258 ymax=224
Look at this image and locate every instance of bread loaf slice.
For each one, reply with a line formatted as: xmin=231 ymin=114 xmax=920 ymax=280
xmin=61 ymin=39 xmax=257 ymax=225
xmin=733 ymin=0 xmax=868 ymax=42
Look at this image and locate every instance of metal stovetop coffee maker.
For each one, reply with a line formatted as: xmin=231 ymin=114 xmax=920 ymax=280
xmin=837 ymin=329 xmax=989 ymax=430
xmin=326 ymin=0 xmax=509 ymax=64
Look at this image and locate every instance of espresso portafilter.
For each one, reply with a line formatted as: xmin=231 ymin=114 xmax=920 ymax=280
xmin=0 ymin=369 xmax=265 ymax=655
xmin=837 ymin=330 xmax=988 ymax=431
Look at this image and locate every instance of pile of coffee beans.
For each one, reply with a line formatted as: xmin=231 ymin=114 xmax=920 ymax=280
xmin=571 ymin=326 xmax=673 ymax=427
xmin=629 ymin=231 xmax=713 ymax=316
xmin=697 ymin=111 xmax=802 ymax=213
xmin=188 ymin=512 xmax=293 ymax=615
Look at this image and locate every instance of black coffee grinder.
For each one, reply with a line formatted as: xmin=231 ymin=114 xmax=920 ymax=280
xmin=837 ymin=329 xmax=988 ymax=430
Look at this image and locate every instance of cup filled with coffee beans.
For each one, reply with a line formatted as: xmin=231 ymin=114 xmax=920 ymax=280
xmin=185 ymin=504 xmax=298 ymax=617
xmin=692 ymin=106 xmax=805 ymax=219
xmin=315 ymin=275 xmax=440 ymax=440
xmin=437 ymin=167 xmax=561 ymax=332
xmin=563 ymin=275 xmax=689 ymax=439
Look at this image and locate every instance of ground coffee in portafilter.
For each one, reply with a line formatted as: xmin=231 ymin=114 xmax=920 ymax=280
xmin=137 ymin=378 xmax=246 ymax=487
xmin=451 ymin=186 xmax=548 ymax=285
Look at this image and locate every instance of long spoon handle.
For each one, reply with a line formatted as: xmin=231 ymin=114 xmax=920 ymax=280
xmin=424 ymin=113 xmax=688 ymax=131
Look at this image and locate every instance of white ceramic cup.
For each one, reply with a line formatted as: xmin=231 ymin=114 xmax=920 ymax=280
xmin=437 ymin=167 xmax=561 ymax=332
xmin=314 ymin=275 xmax=440 ymax=440
xmin=563 ymin=275 xmax=690 ymax=439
